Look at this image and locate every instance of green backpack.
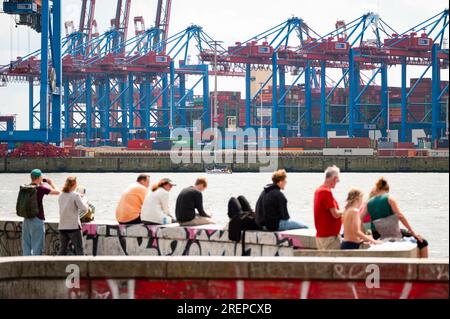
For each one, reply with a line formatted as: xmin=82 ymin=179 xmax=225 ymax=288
xmin=16 ymin=184 xmax=39 ymax=219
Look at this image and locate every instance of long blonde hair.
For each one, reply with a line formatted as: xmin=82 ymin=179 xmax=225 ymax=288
xmin=62 ymin=176 xmax=77 ymax=193
xmin=151 ymin=179 xmax=170 ymax=192
xmin=345 ymin=188 xmax=363 ymax=210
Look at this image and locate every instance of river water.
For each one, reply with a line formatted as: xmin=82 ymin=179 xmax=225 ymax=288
xmin=0 ymin=172 xmax=448 ymax=258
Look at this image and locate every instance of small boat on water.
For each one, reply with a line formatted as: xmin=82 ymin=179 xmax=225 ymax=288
xmin=205 ymin=166 xmax=233 ymax=174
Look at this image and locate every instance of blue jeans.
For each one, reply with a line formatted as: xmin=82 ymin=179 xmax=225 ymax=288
xmin=22 ymin=217 xmax=45 ymax=256
xmin=278 ymin=219 xmax=309 ymax=231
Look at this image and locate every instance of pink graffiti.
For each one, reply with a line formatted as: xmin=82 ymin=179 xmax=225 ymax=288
xmin=82 ymin=224 xmax=98 ymax=236
xmin=279 ymin=234 xmax=304 ymax=249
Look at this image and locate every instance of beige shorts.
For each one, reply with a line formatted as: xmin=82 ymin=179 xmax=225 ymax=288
xmin=316 ymin=236 xmax=342 ymax=250
xmin=179 ymin=216 xmax=215 ymax=227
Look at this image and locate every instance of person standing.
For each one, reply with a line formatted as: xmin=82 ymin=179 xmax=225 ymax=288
xmin=58 ymin=176 xmax=89 ymax=256
xmin=20 ymin=169 xmax=60 ymax=256
xmin=141 ymin=178 xmax=177 ymax=225
xmin=175 ymin=178 xmax=215 ymax=227
xmin=314 ymin=166 xmax=344 ymax=250
xmin=255 ymin=169 xmax=308 ymax=232
xmin=115 ymin=174 xmax=151 ymax=225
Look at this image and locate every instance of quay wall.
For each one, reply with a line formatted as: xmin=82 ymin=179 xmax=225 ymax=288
xmin=1 ymin=156 xmax=449 ymax=173
xmin=0 ymin=219 xmax=419 ymax=258
xmin=0 ymin=256 xmax=448 ymax=299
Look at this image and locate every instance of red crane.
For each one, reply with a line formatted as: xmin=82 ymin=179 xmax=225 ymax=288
xmin=78 ymin=0 xmax=96 ymax=55
xmin=111 ymin=0 xmax=132 ymax=53
xmin=154 ymin=0 xmax=172 ymax=54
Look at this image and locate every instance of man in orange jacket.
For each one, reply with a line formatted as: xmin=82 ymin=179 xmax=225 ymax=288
xmin=116 ymin=174 xmax=151 ymax=225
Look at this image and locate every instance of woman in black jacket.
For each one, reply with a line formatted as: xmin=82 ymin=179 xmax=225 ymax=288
xmin=255 ymin=170 xmax=308 ymax=231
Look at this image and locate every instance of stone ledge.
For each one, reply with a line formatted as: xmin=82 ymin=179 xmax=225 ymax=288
xmin=0 ymin=219 xmax=426 ymax=258
xmin=0 ymin=257 xmax=448 ymax=282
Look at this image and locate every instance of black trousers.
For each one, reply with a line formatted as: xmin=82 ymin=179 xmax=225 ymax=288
xmin=373 ymin=229 xmax=429 ymax=250
xmin=228 ymin=196 xmax=253 ymax=219
xmin=59 ymin=230 xmax=84 ymax=256
xmin=119 ymin=216 xmax=142 ymax=225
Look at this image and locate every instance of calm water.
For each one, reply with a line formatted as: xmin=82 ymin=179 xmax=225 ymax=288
xmin=0 ymin=172 xmax=448 ymax=258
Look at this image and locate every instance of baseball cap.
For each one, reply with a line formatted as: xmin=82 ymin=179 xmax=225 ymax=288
xmin=162 ymin=178 xmax=176 ymax=186
xmin=30 ymin=169 xmax=43 ymax=180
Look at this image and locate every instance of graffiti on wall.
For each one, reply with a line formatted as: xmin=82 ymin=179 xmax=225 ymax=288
xmin=0 ymin=220 xmax=300 ymax=257
xmin=67 ymin=279 xmax=449 ymax=300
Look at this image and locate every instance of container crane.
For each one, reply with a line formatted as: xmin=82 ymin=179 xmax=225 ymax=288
xmin=0 ymin=0 xmax=62 ymax=145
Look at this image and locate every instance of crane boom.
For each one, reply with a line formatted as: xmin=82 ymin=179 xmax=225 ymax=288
xmin=154 ymin=0 xmax=172 ymax=53
xmin=112 ymin=0 xmax=131 ymax=52
xmin=78 ymin=0 xmax=96 ymax=54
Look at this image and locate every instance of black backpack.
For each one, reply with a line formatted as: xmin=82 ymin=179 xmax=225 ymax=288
xmin=228 ymin=211 xmax=259 ymax=256
xmin=16 ymin=184 xmax=39 ymax=219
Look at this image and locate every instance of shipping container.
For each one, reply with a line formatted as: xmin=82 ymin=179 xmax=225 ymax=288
xmin=328 ymin=138 xmax=372 ymax=149
xmin=428 ymin=150 xmax=449 ymax=158
xmin=68 ymin=149 xmax=87 ymax=157
xmin=377 ymin=149 xmax=409 ymax=157
xmin=378 ymin=142 xmax=395 ymax=149
xmin=282 ymin=137 xmax=327 ymax=149
xmin=323 ymin=148 xmax=374 ymax=156
xmin=394 ymin=142 xmax=416 ymax=149
xmin=128 ymin=140 xmax=153 ymax=151
xmin=153 ymin=140 xmax=172 ymax=151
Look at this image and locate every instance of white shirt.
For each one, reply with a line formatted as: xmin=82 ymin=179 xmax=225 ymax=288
xmin=58 ymin=192 xmax=89 ymax=230
xmin=141 ymin=188 xmax=173 ymax=225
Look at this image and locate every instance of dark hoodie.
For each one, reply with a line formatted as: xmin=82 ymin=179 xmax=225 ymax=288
xmin=255 ymin=184 xmax=290 ymax=231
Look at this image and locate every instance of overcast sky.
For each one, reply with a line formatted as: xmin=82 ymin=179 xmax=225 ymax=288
xmin=0 ymin=0 xmax=448 ymax=129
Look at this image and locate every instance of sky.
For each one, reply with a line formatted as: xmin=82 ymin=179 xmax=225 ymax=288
xmin=0 ymin=0 xmax=448 ymax=130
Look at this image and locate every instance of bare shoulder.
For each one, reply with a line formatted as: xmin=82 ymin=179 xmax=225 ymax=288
xmin=388 ymin=195 xmax=397 ymax=204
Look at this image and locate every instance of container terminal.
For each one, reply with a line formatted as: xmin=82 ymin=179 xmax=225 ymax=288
xmin=0 ymin=1 xmax=448 ymax=168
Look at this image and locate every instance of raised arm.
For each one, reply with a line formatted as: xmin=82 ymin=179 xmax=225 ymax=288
xmin=46 ymin=178 xmax=61 ymax=195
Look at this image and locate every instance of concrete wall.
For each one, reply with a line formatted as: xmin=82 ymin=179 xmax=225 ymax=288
xmin=0 ymin=219 xmax=311 ymax=257
xmin=2 ymin=156 xmax=449 ymax=173
xmin=0 ymin=257 xmax=448 ymax=299
xmin=0 ymin=219 xmax=419 ymax=258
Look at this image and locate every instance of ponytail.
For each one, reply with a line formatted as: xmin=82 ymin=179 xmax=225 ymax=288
xmin=375 ymin=177 xmax=390 ymax=192
xmin=152 ymin=180 xmax=168 ymax=192
xmin=62 ymin=176 xmax=77 ymax=193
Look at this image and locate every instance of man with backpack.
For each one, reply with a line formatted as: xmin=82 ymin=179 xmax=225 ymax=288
xmin=17 ymin=169 xmax=60 ymax=256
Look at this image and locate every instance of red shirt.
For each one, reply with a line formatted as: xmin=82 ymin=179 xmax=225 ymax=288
xmin=314 ymin=185 xmax=342 ymax=238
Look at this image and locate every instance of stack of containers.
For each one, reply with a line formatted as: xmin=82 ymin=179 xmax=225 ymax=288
xmin=211 ymin=91 xmax=241 ymax=128
xmin=0 ymin=143 xmax=8 ymax=157
xmin=282 ymin=137 xmax=327 ymax=150
xmin=128 ymin=140 xmax=153 ymax=151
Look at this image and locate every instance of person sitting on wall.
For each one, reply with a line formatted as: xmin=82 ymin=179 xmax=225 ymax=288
xmin=141 ymin=178 xmax=177 ymax=226
xmin=341 ymin=188 xmax=382 ymax=250
xmin=115 ymin=174 xmax=150 ymax=225
xmin=314 ymin=166 xmax=344 ymax=250
xmin=255 ymin=169 xmax=308 ymax=232
xmin=175 ymin=178 xmax=215 ymax=227
xmin=361 ymin=177 xmax=429 ymax=258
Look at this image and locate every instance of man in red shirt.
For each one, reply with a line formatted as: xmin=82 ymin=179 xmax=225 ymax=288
xmin=314 ymin=166 xmax=344 ymax=250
